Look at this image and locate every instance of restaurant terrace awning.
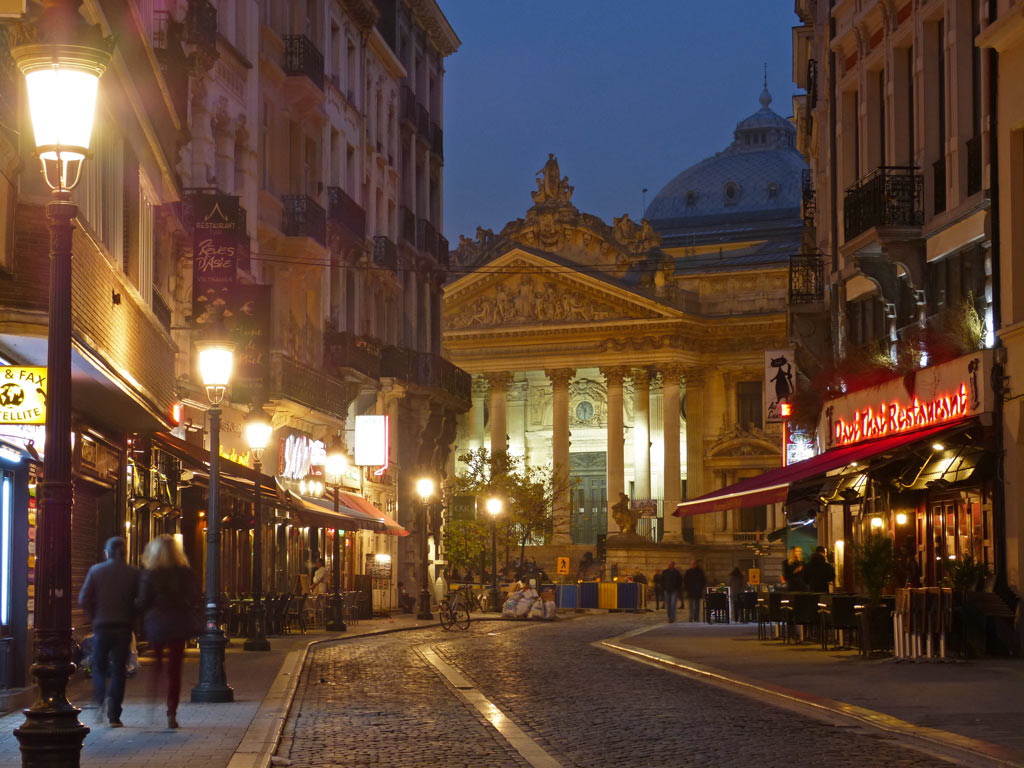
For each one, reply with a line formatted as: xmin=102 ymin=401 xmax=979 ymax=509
xmin=153 ymin=432 xmax=279 ymax=495
xmin=338 ymin=490 xmax=409 ymax=536
xmin=285 ymin=489 xmax=384 ymax=532
xmin=673 ymin=422 xmax=963 ymax=518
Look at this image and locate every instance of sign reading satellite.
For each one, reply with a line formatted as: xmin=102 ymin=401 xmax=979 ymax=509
xmin=0 ymin=367 xmax=47 ymax=424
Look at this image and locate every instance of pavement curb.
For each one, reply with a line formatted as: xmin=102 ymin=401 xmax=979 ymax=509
xmin=599 ymin=629 xmax=1023 ymax=768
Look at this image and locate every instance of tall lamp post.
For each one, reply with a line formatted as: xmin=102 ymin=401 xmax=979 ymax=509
xmin=325 ymin=439 xmax=347 ymax=632
xmin=486 ymin=497 xmax=503 ymax=612
xmin=243 ymin=406 xmax=272 ymax=652
xmin=190 ymin=340 xmax=235 ymax=703
xmin=415 ymin=478 xmax=435 ymax=620
xmin=10 ymin=3 xmax=111 ymax=765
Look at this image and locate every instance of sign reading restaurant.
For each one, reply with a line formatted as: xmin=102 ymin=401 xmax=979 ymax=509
xmin=818 ymin=350 xmax=992 ymax=450
xmin=0 ymin=366 xmax=47 ymax=424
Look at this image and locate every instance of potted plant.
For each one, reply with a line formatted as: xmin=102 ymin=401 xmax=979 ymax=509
xmin=851 ymin=532 xmax=895 ymax=654
xmin=945 ymin=555 xmax=990 ymax=656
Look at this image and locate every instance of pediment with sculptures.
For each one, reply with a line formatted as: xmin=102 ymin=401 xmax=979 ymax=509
xmin=453 ymin=154 xmax=663 ymax=271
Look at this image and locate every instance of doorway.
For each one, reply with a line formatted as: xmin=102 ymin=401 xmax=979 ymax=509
xmin=570 ymin=452 xmax=606 ymax=545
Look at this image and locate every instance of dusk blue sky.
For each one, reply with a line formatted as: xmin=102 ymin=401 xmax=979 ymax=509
xmin=440 ymin=1 xmax=799 ymax=243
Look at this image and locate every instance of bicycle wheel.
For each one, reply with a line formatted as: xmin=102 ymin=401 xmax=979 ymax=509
xmin=454 ymin=604 xmax=471 ymax=630
xmin=439 ymin=602 xmax=454 ymax=630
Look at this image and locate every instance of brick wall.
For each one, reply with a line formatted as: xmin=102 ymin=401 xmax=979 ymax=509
xmin=0 ymin=202 xmax=176 ymax=420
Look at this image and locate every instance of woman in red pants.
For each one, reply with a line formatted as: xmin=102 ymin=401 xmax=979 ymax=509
xmin=137 ymin=535 xmax=200 ymax=729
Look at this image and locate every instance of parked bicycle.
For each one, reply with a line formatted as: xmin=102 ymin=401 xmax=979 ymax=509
xmin=438 ymin=587 xmax=472 ymax=630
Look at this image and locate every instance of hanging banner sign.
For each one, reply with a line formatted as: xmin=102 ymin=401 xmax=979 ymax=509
xmin=229 ymin=283 xmax=271 ymax=399
xmin=765 ymin=349 xmax=796 ymax=423
xmin=0 ymin=367 xmax=46 ymax=424
xmin=189 ymin=192 xmax=240 ymax=327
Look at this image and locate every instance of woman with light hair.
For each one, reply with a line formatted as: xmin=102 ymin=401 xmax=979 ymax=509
xmin=136 ymin=534 xmax=200 ymax=729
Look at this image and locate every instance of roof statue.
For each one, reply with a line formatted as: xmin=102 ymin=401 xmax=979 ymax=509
xmin=532 ymin=153 xmax=574 ymax=205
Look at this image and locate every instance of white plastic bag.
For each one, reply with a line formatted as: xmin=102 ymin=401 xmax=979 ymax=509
xmin=529 ymin=599 xmax=544 ymax=619
xmin=543 ymin=600 xmax=557 ymax=619
xmin=514 ymin=598 xmax=533 ymax=617
xmin=502 ymin=598 xmax=518 ymax=617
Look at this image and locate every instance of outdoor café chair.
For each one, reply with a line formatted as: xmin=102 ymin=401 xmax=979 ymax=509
xmin=782 ymin=592 xmax=820 ymax=643
xmin=704 ymin=591 xmax=730 ymax=624
xmin=819 ymin=594 xmax=858 ymax=650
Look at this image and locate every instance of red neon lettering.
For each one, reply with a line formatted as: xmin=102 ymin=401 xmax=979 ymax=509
xmin=832 ymin=383 xmax=968 ymax=446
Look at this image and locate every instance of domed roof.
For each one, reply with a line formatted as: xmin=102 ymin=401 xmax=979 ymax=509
xmin=645 ymin=87 xmax=806 ymax=221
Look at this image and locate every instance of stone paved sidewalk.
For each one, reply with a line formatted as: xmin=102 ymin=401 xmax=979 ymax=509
xmin=0 ymin=613 xmax=438 ymax=768
xmin=626 ymin=620 xmax=1024 ymax=764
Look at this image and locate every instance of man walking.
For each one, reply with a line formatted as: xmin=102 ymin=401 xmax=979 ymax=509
xmin=661 ymin=561 xmax=683 ymax=623
xmin=804 ymin=546 xmax=836 ymax=593
xmin=683 ymin=560 xmax=707 ymax=622
xmin=79 ymin=536 xmax=140 ymax=727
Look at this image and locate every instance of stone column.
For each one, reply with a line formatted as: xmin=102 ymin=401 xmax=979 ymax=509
xmin=546 ymin=368 xmax=574 ymax=545
xmin=661 ymin=365 xmax=683 ymax=540
xmin=468 ymin=376 xmax=487 ymax=451
xmin=683 ymin=367 xmax=706 ymax=499
xmin=602 ymin=366 xmax=627 ymax=533
xmin=486 ymin=372 xmax=512 ymax=455
xmin=632 ymin=369 xmax=651 ymax=500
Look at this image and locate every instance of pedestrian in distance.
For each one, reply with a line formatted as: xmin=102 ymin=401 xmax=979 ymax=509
xmin=804 ymin=546 xmax=836 ymax=593
xmin=311 ymin=557 xmax=329 ymax=595
xmin=683 ymin=560 xmax=707 ymax=622
xmin=652 ymin=569 xmax=663 ymax=610
xmin=782 ymin=546 xmax=808 ymax=591
xmin=728 ymin=567 xmax=746 ymax=622
xmin=136 ymin=534 xmax=201 ymax=730
xmin=660 ymin=561 xmax=683 ymax=623
xmin=397 ymin=581 xmax=416 ymax=613
xmin=79 ymin=536 xmax=140 ymax=728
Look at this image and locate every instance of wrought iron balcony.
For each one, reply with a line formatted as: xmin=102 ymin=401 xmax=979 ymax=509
xmin=272 ymin=353 xmax=353 ymax=419
xmin=418 ymin=218 xmax=437 ymax=257
xmin=372 ymin=236 xmax=398 ymax=272
xmin=400 ymin=206 xmax=416 ymax=245
xmin=789 ymin=253 xmax=825 ymax=305
xmin=436 ymin=234 xmax=450 ymax=268
xmin=801 ymin=168 xmax=816 ymax=227
xmin=843 ymin=166 xmax=923 ymax=241
xmin=806 ymin=58 xmax=818 ymax=108
xmin=323 ymin=331 xmax=382 ymax=380
xmin=933 ymin=158 xmax=946 ymax=215
xmin=967 ymin=135 xmax=982 ymax=196
xmin=185 ymin=0 xmax=217 ymax=53
xmin=152 ymin=11 xmax=189 ymax=122
xmin=413 ymin=353 xmax=471 ymax=402
xmin=283 ymin=35 xmax=325 ymax=91
xmin=381 ymin=344 xmax=414 ymax=380
xmin=282 ymin=194 xmax=327 ymax=246
xmin=327 ymin=186 xmax=366 ymax=241
xmin=399 ymin=84 xmax=416 ymax=125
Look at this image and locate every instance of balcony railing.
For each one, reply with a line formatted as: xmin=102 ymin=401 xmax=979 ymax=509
xmin=152 ymin=10 xmax=189 ymax=123
xmin=933 ymin=158 xmax=946 ymax=215
xmin=283 ymin=35 xmax=324 ymax=91
xmin=966 ymin=135 xmax=982 ymax=196
xmin=400 ymin=206 xmax=416 ymax=245
xmin=413 ymin=353 xmax=471 ymax=402
xmin=636 ymin=517 xmax=663 ymax=544
xmin=806 ymin=58 xmax=818 ymax=108
xmin=272 ymin=353 xmax=352 ymax=419
xmin=418 ymin=218 xmax=437 ymax=257
xmin=801 ymin=168 xmax=816 ymax=227
xmin=282 ymin=195 xmax=327 ymax=246
xmin=185 ymin=0 xmax=217 ymax=53
xmin=436 ymin=234 xmax=450 ymax=268
xmin=323 ymin=331 xmax=382 ymax=380
xmin=416 ymin=102 xmax=430 ymax=138
xmin=843 ymin=166 xmax=923 ymax=241
xmin=400 ymin=84 xmax=416 ymax=125
xmin=430 ymin=122 xmax=443 ymax=159
xmin=372 ymin=236 xmax=398 ymax=272
xmin=327 ymin=186 xmax=366 ymax=240
xmin=789 ymin=253 xmax=825 ymax=305
xmin=381 ymin=344 xmax=414 ymax=379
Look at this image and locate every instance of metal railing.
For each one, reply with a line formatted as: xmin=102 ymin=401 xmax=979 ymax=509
xmin=843 ymin=166 xmax=923 ymax=241
xmin=400 ymin=84 xmax=416 ymax=125
xmin=418 ymin=218 xmax=437 ymax=257
xmin=372 ymin=236 xmax=398 ymax=272
xmin=436 ymin=234 xmax=450 ymax=268
xmin=185 ymin=0 xmax=217 ymax=52
xmin=966 ymin=135 xmax=982 ymax=196
xmin=789 ymin=253 xmax=825 ymax=304
xmin=933 ymin=158 xmax=946 ymax=215
xmin=326 ymin=186 xmax=365 ymax=240
xmin=806 ymin=58 xmax=818 ymax=108
xmin=400 ymin=206 xmax=416 ymax=245
xmin=283 ymin=35 xmax=325 ymax=91
xmin=636 ymin=517 xmax=663 ymax=544
xmin=282 ymin=195 xmax=327 ymax=246
xmin=323 ymin=331 xmax=381 ymax=380
xmin=272 ymin=353 xmax=351 ymax=419
xmin=801 ymin=168 xmax=816 ymax=227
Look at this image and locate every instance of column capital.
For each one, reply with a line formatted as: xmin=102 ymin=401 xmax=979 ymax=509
xmin=599 ymin=365 xmax=629 ymax=386
xmin=471 ymin=375 xmax=490 ymax=397
xmin=682 ymin=366 xmax=706 ymax=386
xmin=544 ymin=368 xmax=575 ymax=388
xmin=484 ymin=371 xmax=513 ymax=390
xmin=659 ymin=363 xmax=685 ymax=385
xmin=631 ymin=367 xmax=652 ymax=388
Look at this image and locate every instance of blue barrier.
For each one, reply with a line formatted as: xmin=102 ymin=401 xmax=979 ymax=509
xmin=579 ymin=581 xmax=599 ymax=609
xmin=555 ymin=584 xmax=577 ymax=609
xmin=617 ymin=582 xmax=640 ymax=610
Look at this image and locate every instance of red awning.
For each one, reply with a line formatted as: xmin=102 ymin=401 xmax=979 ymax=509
xmin=337 ymin=490 xmax=409 ymax=536
xmin=285 ymin=489 xmax=384 ymax=532
xmin=673 ymin=422 xmax=962 ymax=518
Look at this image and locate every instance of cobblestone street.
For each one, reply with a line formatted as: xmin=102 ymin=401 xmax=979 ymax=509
xmin=279 ymin=614 xmax=960 ymax=768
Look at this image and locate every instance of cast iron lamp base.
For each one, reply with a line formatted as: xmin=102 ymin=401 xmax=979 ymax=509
xmin=190 ymin=631 xmax=234 ymax=703
xmin=417 ymin=587 xmax=433 ymax=621
xmin=326 ymin=594 xmax=346 ymax=632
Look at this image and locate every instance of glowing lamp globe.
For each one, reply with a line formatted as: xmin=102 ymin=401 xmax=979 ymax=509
xmin=416 ymin=477 xmax=435 ymax=503
xmin=196 ymin=340 xmax=234 ymax=404
xmin=325 ymin=447 xmax=347 ymax=480
xmin=244 ymin=408 xmax=273 ymax=460
xmin=485 ymin=497 xmax=503 ymax=517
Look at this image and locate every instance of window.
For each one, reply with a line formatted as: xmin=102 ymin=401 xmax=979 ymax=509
xmin=847 ymin=295 xmax=886 ymax=348
xmin=767 ymin=182 xmax=779 ymax=199
xmin=738 ymin=505 xmax=768 ymax=532
xmin=686 ymin=190 xmax=697 ymax=206
xmin=723 ymin=181 xmax=740 ymax=206
xmin=736 ymin=381 xmax=762 ymax=429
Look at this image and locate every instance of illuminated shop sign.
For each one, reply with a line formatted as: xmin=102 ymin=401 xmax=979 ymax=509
xmin=354 ymin=415 xmax=389 ymax=475
xmin=279 ymin=433 xmax=326 ymax=480
xmin=0 ymin=367 xmax=46 ymax=425
xmin=819 ymin=351 xmax=992 ymax=450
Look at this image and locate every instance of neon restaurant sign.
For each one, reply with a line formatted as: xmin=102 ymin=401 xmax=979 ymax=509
xmin=830 ymin=384 xmax=969 ymax=447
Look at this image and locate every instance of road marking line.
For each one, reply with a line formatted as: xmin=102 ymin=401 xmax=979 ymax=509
xmin=599 ymin=636 xmax=1021 ymax=768
xmin=419 ymin=645 xmax=563 ymax=768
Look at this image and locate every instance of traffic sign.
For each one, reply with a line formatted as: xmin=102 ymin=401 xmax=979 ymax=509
xmin=747 ymin=568 xmax=761 ymax=586
xmin=556 ymin=556 xmax=570 ymax=575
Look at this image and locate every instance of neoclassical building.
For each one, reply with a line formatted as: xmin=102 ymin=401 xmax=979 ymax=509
xmin=442 ymin=90 xmax=806 ymax=579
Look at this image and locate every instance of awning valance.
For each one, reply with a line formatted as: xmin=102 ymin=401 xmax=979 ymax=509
xmin=673 ymin=422 xmax=963 ymax=518
xmin=337 ymin=490 xmax=409 ymax=536
xmin=285 ymin=489 xmax=384 ymax=532
xmin=153 ymin=432 xmax=278 ymax=496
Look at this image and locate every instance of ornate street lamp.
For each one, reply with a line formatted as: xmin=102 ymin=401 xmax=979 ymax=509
xmin=415 ymin=477 xmax=435 ymax=620
xmin=324 ymin=437 xmax=347 ymax=632
xmin=486 ymin=497 xmax=503 ymax=612
xmin=190 ymin=338 xmax=235 ymax=703
xmin=243 ymin=406 xmax=272 ymax=652
xmin=10 ymin=2 xmax=112 ymax=764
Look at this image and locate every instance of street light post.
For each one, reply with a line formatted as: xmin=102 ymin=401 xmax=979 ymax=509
xmin=486 ymin=497 xmax=503 ymax=612
xmin=415 ymin=478 xmax=435 ymax=621
xmin=190 ymin=341 xmax=235 ymax=703
xmin=325 ymin=440 xmax=346 ymax=632
xmin=10 ymin=3 xmax=112 ymax=764
xmin=243 ymin=407 xmax=272 ymax=652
